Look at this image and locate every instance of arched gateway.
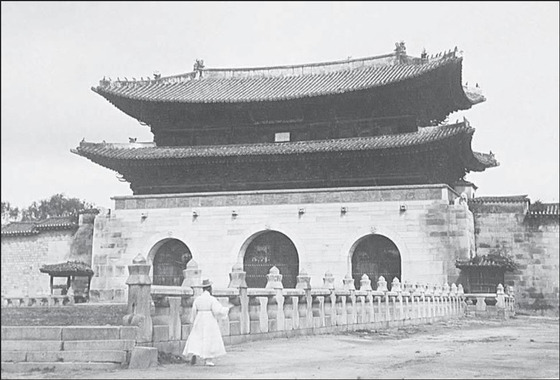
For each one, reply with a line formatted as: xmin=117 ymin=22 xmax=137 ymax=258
xmin=151 ymin=238 xmax=192 ymax=286
xmin=243 ymin=231 xmax=299 ymax=288
xmin=351 ymin=235 xmax=401 ymax=289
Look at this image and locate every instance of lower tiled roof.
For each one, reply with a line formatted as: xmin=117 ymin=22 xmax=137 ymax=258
xmin=72 ymin=122 xmax=498 ymax=172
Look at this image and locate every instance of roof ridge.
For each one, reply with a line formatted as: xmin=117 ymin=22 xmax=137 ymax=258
xmin=96 ymin=47 xmax=461 ymax=88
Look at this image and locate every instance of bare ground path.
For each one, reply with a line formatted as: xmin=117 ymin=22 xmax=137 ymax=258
xmin=2 ymin=316 xmax=558 ymax=379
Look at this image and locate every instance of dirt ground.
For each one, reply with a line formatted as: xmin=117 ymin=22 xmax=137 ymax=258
xmin=3 ymin=316 xmax=558 ymax=379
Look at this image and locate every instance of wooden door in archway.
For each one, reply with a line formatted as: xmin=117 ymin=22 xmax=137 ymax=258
xmin=153 ymin=239 xmax=192 ymax=286
xmin=243 ymin=231 xmax=299 ymax=288
xmin=351 ymin=235 xmax=401 ymax=290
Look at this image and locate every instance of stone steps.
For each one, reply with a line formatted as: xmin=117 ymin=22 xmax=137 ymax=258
xmin=2 ymin=339 xmax=136 ymax=351
xmin=1 ymin=326 xmax=138 ymax=373
xmin=2 ymin=350 xmax=126 ymax=363
xmin=1 ymin=362 xmax=122 ymax=373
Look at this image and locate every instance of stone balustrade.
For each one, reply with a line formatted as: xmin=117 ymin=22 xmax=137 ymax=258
xmin=463 ymin=284 xmax=516 ymax=319
xmin=122 ymin=256 xmax=514 ymax=355
xmin=1 ymin=295 xmax=75 ymax=308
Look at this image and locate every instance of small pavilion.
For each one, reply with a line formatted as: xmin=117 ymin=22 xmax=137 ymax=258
xmin=39 ymin=261 xmax=94 ymax=302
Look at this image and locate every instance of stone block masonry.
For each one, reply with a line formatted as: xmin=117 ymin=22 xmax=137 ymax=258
xmin=471 ymin=201 xmax=559 ymax=313
xmin=91 ymin=184 xmax=473 ymax=302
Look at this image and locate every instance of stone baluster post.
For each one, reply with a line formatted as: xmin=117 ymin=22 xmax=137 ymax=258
xmin=419 ymin=283 xmax=426 ymax=319
xmin=428 ymin=284 xmax=435 ymax=318
xmin=376 ymin=276 xmax=388 ymax=321
xmin=228 ymin=263 xmax=249 ymax=335
xmin=168 ymin=296 xmax=182 ymax=341
xmin=182 ymin=259 xmax=202 ymax=289
xmin=296 ymin=269 xmax=312 ymax=329
xmin=402 ymin=281 xmax=410 ymax=320
xmin=506 ymin=286 xmax=515 ymax=312
xmin=257 ymin=296 xmax=269 ymax=333
xmin=322 ymin=271 xmax=336 ymax=326
xmin=496 ymin=283 xmax=506 ymax=319
xmin=266 ymin=266 xmax=284 ymax=331
xmin=391 ymin=278 xmax=403 ymax=320
xmin=443 ymin=283 xmax=450 ymax=316
xmin=343 ymin=274 xmax=357 ymax=324
xmin=450 ymin=283 xmax=458 ymax=315
xmin=434 ymin=284 xmax=442 ymax=316
xmin=359 ymin=275 xmax=374 ymax=322
xmin=457 ymin=284 xmax=465 ymax=314
xmin=123 ymin=254 xmax=153 ymax=343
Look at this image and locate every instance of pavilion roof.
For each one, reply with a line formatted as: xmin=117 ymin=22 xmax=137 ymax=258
xmin=72 ymin=121 xmax=498 ymax=171
xmin=1 ymin=216 xmax=78 ymax=237
xmin=92 ymin=48 xmax=483 ymax=107
xmin=39 ymin=261 xmax=94 ymax=277
xmin=456 ymin=254 xmax=518 ymax=271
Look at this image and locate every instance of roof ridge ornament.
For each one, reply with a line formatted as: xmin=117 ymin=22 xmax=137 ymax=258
xmin=394 ymin=41 xmax=407 ymax=64
xmin=193 ymin=59 xmax=205 ymax=79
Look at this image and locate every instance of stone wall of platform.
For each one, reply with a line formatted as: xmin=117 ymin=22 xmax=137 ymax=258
xmin=90 ymin=185 xmax=473 ymax=302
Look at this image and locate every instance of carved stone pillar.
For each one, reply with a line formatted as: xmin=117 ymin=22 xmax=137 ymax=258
xmin=123 ymin=254 xmax=153 ymax=343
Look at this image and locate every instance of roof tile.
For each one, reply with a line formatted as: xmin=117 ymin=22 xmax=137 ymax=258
xmin=94 ymin=51 xmax=482 ymax=105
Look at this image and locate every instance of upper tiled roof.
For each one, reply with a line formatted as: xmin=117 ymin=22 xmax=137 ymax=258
xmin=93 ymin=48 xmax=483 ymax=105
xmin=72 ymin=122 xmax=497 ymax=171
xmin=1 ymin=216 xmax=77 ymax=237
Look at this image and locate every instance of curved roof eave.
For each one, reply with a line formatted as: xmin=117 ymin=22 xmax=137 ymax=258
xmin=72 ymin=121 xmax=480 ymax=165
xmin=92 ymin=52 xmax=474 ymax=106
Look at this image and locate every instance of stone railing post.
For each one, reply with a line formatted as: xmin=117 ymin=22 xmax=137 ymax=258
xmin=296 ymin=269 xmax=313 ymax=328
xmin=425 ymin=283 xmax=433 ymax=319
xmin=122 ymin=254 xmax=153 ymax=343
xmin=257 ymin=296 xmax=269 ymax=333
xmin=457 ymin=284 xmax=465 ymax=314
xmin=496 ymin=284 xmax=506 ymax=319
xmin=228 ymin=263 xmax=249 ymax=335
xmin=376 ymin=276 xmax=389 ymax=321
xmin=451 ymin=283 xmax=458 ymax=315
xmin=443 ymin=283 xmax=450 ymax=316
xmin=343 ymin=274 xmax=357 ymax=324
xmin=323 ymin=271 xmax=336 ymax=326
xmin=359 ymin=274 xmax=374 ymax=322
xmin=323 ymin=271 xmax=335 ymax=290
xmin=168 ymin=296 xmax=182 ymax=341
xmin=266 ymin=266 xmax=284 ymax=331
xmin=182 ymin=259 xmax=202 ymax=288
xmin=506 ymin=286 xmax=515 ymax=313
xmin=391 ymin=278 xmax=403 ymax=320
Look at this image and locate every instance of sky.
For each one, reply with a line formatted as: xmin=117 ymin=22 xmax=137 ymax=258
xmin=1 ymin=2 xmax=559 ymax=209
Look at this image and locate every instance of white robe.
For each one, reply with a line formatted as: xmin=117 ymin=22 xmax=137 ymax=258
xmin=183 ymin=290 xmax=229 ymax=359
